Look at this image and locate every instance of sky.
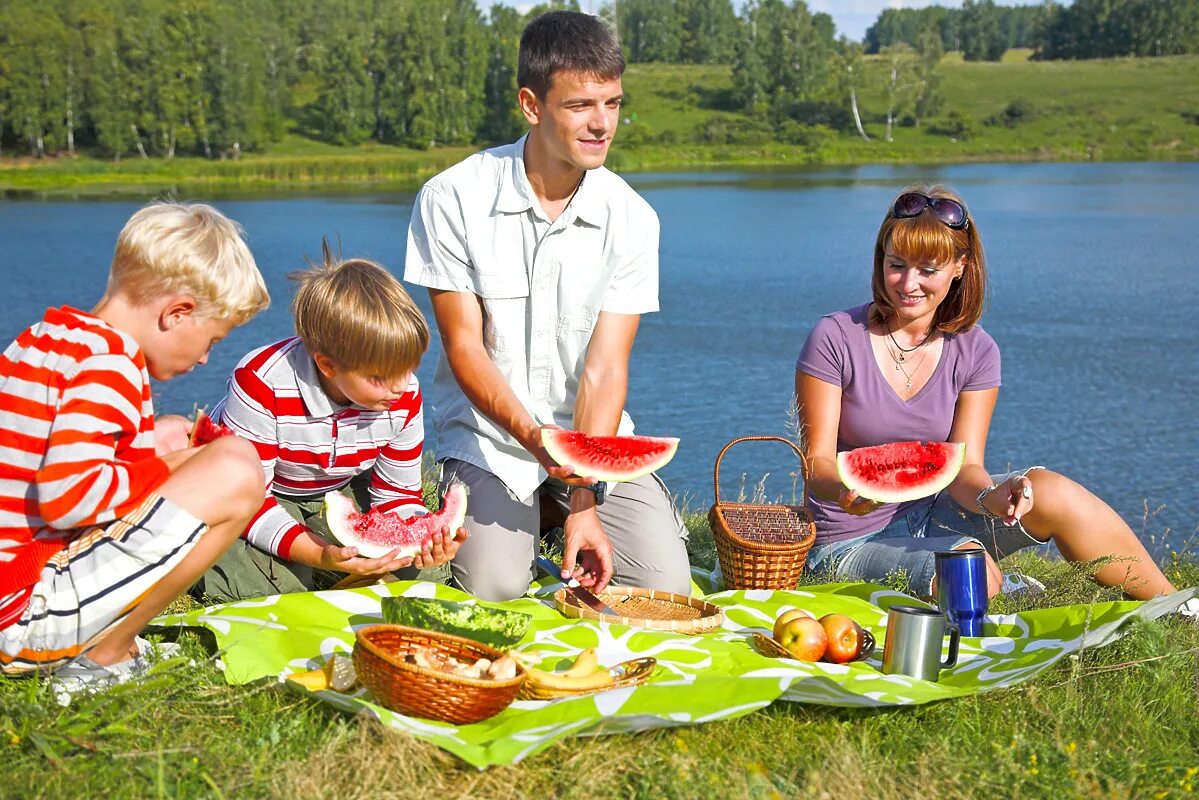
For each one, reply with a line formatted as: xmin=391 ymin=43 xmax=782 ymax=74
xmin=495 ymin=1 xmax=1047 ymax=43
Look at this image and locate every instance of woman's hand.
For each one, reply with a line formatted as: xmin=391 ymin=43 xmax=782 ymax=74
xmin=318 ymin=544 xmax=414 ymax=576
xmin=837 ymin=486 xmax=882 ymax=516
xmin=155 ymin=415 xmax=193 ymax=456
xmin=409 ymin=526 xmax=469 ymax=569
xmin=983 ymin=474 xmax=1035 ymax=527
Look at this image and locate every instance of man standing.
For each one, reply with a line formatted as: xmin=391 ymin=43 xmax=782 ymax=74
xmin=404 ymin=11 xmax=690 ymax=601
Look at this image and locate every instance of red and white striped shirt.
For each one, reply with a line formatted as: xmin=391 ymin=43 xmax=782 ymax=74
xmin=212 ymin=338 xmax=428 ymax=559
xmin=0 ymin=307 xmax=168 ymax=629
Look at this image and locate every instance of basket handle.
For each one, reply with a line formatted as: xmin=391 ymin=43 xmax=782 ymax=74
xmin=712 ymin=435 xmax=810 ymax=507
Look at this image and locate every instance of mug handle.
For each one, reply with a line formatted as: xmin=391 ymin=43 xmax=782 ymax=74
xmin=941 ymin=623 xmax=961 ymax=669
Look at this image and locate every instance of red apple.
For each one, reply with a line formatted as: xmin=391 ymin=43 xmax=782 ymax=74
xmin=775 ymin=615 xmax=827 ymax=662
xmin=773 ymin=608 xmax=814 ymax=642
xmin=819 ymin=613 xmax=866 ymax=664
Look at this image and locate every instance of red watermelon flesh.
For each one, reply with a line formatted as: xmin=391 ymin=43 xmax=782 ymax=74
xmin=190 ymin=409 xmax=235 ymax=447
xmin=541 ymin=429 xmax=679 ymax=483
xmin=323 ymin=484 xmax=468 ymax=559
xmin=836 ymin=441 xmax=966 ymax=504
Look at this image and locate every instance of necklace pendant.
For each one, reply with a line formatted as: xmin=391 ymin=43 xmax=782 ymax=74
xmin=905 ymin=378 xmax=912 ymax=391
xmin=895 ymin=363 xmax=901 ymax=371
xmin=898 ymin=352 xmax=905 ymax=362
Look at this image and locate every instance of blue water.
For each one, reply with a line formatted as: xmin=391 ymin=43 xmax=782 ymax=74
xmin=2 ymin=161 xmax=1196 ymax=554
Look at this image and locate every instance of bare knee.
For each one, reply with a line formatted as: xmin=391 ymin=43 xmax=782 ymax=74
xmin=196 ymin=437 xmax=264 ymax=517
xmin=953 ymin=542 xmax=1003 ymax=600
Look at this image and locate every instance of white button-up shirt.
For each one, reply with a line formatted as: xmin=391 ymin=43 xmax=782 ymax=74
xmin=404 ymin=135 xmax=660 ymax=500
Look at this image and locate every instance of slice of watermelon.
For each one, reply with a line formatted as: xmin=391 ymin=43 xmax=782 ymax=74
xmin=189 ymin=408 xmax=235 ymax=447
xmin=323 ymin=484 xmax=468 ymax=560
xmin=836 ymin=441 xmax=966 ymax=504
xmin=541 ymin=429 xmax=679 ymax=483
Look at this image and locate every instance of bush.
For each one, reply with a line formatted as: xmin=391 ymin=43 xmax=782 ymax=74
xmin=618 ymin=123 xmax=657 ymax=148
xmin=775 ymin=121 xmax=833 ymax=150
xmin=928 ymin=109 xmax=979 ymax=141
xmin=987 ymin=99 xmax=1038 ymax=128
xmin=690 ymin=117 xmax=774 ymax=146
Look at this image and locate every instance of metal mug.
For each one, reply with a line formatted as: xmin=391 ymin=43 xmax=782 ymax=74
xmin=935 ymin=548 xmax=989 ymax=637
xmin=881 ymin=605 xmax=960 ymax=682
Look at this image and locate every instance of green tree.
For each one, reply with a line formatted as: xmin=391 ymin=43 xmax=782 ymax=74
xmin=677 ymin=0 xmax=737 ymax=63
xmin=961 ymin=0 xmax=1005 ymax=62
xmin=479 ymin=4 xmax=525 ymax=145
xmin=912 ymin=24 xmax=944 ymax=127
xmin=621 ymin=0 xmax=682 ymax=63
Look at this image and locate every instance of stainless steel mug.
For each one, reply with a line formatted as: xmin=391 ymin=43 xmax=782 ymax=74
xmin=881 ymin=605 xmax=961 ymax=682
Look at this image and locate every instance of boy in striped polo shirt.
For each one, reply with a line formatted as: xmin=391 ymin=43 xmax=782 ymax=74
xmin=193 ymin=250 xmax=467 ymax=602
xmin=0 ymin=202 xmax=269 ymax=695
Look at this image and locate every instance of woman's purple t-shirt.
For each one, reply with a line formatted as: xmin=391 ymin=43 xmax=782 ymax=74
xmin=796 ymin=303 xmax=1001 ymax=544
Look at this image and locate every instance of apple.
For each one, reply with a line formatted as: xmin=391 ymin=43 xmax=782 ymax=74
xmin=773 ymin=608 xmax=814 ymax=642
xmin=819 ymin=613 xmax=866 ymax=664
xmin=775 ymin=615 xmax=827 ymax=662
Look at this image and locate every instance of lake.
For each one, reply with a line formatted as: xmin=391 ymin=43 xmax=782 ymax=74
xmin=2 ymin=161 xmax=1196 ymax=556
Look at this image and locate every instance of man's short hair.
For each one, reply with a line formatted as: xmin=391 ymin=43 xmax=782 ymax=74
xmin=108 ymin=201 xmax=269 ymax=324
xmin=518 ymin=10 xmax=625 ymax=98
xmin=290 ymin=245 xmax=428 ymax=378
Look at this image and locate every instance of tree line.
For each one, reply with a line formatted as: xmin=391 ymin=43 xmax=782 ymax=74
xmin=865 ymin=0 xmax=1199 ymax=63
xmin=1 ymin=0 xmax=1197 ymax=161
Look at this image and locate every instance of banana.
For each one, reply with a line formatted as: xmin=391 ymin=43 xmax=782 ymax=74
xmin=562 ymin=647 xmax=601 ymax=678
xmin=285 ymin=668 xmax=329 ymax=692
xmin=526 ymin=665 xmax=615 ymax=692
xmin=322 ymin=654 xmax=358 ymax=692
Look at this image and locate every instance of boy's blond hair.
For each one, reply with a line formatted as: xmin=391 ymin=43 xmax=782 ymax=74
xmin=291 ymin=245 xmax=429 ymax=377
xmin=107 ymin=201 xmax=269 ymax=324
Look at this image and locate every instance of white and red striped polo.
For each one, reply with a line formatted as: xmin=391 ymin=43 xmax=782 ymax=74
xmin=212 ymin=337 xmax=427 ymax=559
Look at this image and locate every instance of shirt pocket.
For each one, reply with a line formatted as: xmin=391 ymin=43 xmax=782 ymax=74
xmin=474 ymin=271 xmax=529 ymax=300
xmin=556 ymin=311 xmax=596 ymax=380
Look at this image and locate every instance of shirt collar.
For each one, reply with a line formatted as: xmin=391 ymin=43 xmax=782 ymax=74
xmin=291 ymin=341 xmax=340 ymax=418
xmin=493 ymin=134 xmax=603 ymax=228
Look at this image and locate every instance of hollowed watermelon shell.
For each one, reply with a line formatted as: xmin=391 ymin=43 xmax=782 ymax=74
xmin=836 ymin=441 xmax=966 ymax=504
xmin=541 ymin=429 xmax=679 ymax=483
xmin=324 ymin=484 xmax=468 ymax=559
xmin=189 ymin=409 xmax=235 ymax=447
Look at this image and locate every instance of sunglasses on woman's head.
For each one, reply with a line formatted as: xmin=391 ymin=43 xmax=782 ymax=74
xmin=892 ymin=192 xmax=969 ymax=229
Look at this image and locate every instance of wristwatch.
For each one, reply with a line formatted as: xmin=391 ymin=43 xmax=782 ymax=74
xmin=570 ymin=481 xmax=607 ymax=506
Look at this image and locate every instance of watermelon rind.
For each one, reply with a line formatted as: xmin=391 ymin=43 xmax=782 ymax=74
xmin=323 ymin=484 xmax=469 ymax=560
xmin=380 ymin=597 xmax=531 ymax=648
xmin=836 ymin=441 xmax=966 ymax=504
xmin=541 ymin=429 xmax=679 ymax=483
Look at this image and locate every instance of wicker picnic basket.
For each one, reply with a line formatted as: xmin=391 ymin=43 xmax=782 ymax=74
xmin=352 ymin=624 xmax=527 ymax=724
xmin=553 ymin=586 xmax=724 ymax=634
xmin=518 ymin=657 xmax=658 ymax=701
xmin=708 ymin=436 xmax=816 ymax=590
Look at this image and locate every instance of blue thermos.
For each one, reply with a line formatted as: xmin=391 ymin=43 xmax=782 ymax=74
xmin=934 ymin=549 xmax=988 ymax=637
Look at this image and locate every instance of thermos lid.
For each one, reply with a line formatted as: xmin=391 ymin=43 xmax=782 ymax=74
xmin=934 ymin=548 xmax=985 ymax=562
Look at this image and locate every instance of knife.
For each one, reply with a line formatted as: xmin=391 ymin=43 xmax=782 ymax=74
xmin=535 ymin=555 xmax=620 ymax=618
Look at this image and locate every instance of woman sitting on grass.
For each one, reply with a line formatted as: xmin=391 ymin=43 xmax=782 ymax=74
xmin=794 ymin=184 xmax=1179 ymax=601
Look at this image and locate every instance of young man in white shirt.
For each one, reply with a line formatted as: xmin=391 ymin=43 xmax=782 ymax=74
xmin=404 ymin=10 xmax=690 ymax=601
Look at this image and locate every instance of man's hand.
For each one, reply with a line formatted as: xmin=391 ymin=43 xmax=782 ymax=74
xmin=525 ymin=424 xmax=597 ymax=488
xmin=155 ymin=415 xmax=192 ymax=456
xmin=561 ymin=504 xmax=614 ymax=592
xmin=317 ymin=543 xmax=415 ymax=576
xmin=409 ymin=526 xmax=470 ymax=569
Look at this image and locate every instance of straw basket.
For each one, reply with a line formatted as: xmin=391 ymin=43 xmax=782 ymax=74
xmin=352 ymin=625 xmax=526 ymax=724
xmin=518 ymin=657 xmax=658 ymax=701
xmin=708 ymin=436 xmax=816 ymax=590
xmin=554 ymin=586 xmax=724 ymax=634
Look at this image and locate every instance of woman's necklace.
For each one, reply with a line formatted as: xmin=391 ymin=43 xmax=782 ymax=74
xmin=886 ymin=337 xmax=930 ymax=392
xmin=887 ymin=318 xmax=933 ymax=363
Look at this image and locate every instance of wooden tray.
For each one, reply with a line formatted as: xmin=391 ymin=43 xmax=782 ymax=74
xmin=518 ymin=657 xmax=657 ymax=701
xmin=553 ymin=586 xmax=724 ymax=634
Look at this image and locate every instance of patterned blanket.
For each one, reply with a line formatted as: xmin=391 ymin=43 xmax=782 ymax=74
xmin=152 ymin=576 xmax=1195 ymax=768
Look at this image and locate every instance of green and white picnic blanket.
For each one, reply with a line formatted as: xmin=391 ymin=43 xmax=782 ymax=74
xmin=152 ymin=576 xmax=1196 ymax=769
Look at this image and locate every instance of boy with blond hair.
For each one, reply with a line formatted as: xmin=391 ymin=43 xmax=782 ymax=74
xmin=195 ymin=250 xmax=466 ymax=602
xmin=0 ymin=201 xmax=269 ymax=696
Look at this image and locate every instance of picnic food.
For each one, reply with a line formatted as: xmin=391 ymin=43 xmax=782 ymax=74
xmin=541 ymin=429 xmax=679 ymax=482
xmin=403 ymin=645 xmax=518 ymax=681
xmin=285 ymin=654 xmax=359 ymax=692
xmin=775 ymin=613 xmax=828 ymax=662
xmin=836 ymin=441 xmax=966 ymax=504
xmin=324 ymin=483 xmax=467 ymax=559
xmin=380 ymin=597 xmax=531 ymax=648
xmin=819 ymin=613 xmax=868 ymax=664
xmin=189 ymin=408 xmax=234 ymax=446
xmin=523 ymin=648 xmax=615 ymax=692
xmin=773 ymin=608 xmax=814 ymax=642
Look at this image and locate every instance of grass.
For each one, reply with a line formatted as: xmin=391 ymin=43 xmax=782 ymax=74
xmin=3 ymin=503 xmax=1198 ymax=799
xmin=2 ymin=52 xmax=1197 ymax=197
